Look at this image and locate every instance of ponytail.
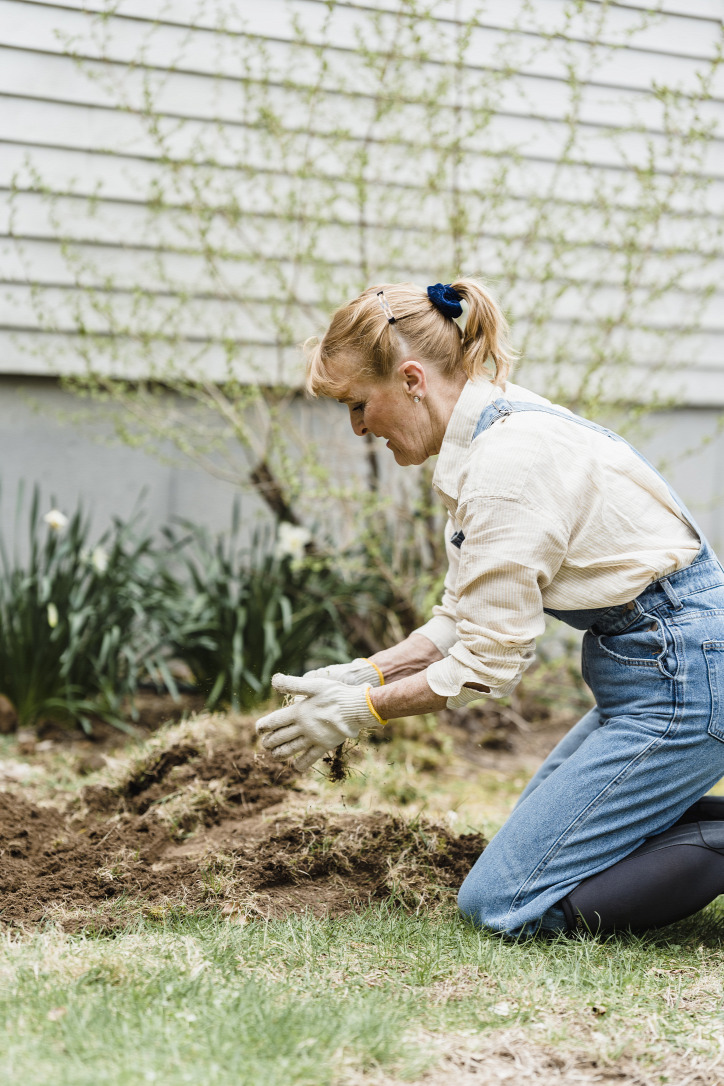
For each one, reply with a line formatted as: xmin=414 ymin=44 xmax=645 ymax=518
xmin=451 ymin=278 xmax=518 ymax=386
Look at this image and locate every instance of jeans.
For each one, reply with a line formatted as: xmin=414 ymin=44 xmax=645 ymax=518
xmin=457 ymin=542 xmax=724 ymax=936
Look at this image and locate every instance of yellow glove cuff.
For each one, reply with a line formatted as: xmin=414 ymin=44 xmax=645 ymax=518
xmin=362 ymin=658 xmax=385 ymax=685
xmin=365 ymin=686 xmax=388 ymax=726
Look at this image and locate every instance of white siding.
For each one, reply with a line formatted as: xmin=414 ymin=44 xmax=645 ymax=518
xmin=1 ymin=0 xmax=723 ymax=401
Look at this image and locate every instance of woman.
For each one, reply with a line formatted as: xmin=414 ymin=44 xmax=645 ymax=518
xmin=256 ymin=279 xmax=724 ymax=936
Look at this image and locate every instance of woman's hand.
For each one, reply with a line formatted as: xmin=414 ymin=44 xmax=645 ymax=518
xmin=255 ymin=674 xmax=383 ymax=771
xmin=302 ymin=658 xmax=383 ymax=686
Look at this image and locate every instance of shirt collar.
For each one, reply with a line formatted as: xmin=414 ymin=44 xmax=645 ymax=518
xmin=432 ymin=378 xmax=499 ymax=507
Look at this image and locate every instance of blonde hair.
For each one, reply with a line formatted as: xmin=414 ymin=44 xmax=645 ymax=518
xmin=305 ymin=277 xmax=517 ymax=398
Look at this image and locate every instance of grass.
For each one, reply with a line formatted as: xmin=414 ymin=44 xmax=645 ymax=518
xmin=1 ymin=907 xmax=724 ymax=1084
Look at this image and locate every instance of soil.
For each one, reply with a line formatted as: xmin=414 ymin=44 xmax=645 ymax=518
xmin=0 ymin=720 xmax=488 ymax=931
xmin=441 ymin=691 xmax=587 ymax=775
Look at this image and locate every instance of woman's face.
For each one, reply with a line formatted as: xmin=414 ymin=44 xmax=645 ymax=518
xmin=337 ymin=364 xmax=436 ymax=466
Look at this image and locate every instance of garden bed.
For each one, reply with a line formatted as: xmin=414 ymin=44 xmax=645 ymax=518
xmin=0 ymin=714 xmax=487 ymax=930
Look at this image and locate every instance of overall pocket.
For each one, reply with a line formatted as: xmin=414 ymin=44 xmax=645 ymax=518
xmin=596 ymin=614 xmax=677 ymax=679
xmin=704 ymin=641 xmax=724 ymax=742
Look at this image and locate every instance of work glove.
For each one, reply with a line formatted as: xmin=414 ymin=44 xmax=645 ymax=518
xmin=302 ymin=657 xmax=384 ymax=687
xmin=256 ymin=674 xmax=386 ymax=772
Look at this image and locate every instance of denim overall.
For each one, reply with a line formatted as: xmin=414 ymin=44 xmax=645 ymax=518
xmin=456 ymin=398 xmax=724 ymax=935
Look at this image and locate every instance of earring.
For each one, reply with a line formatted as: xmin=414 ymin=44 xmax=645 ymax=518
xmin=413 ymin=395 xmax=420 ymax=403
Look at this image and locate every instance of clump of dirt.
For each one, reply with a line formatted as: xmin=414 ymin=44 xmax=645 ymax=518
xmin=168 ymin=810 xmax=486 ymax=919
xmin=0 ymin=715 xmax=486 ymax=930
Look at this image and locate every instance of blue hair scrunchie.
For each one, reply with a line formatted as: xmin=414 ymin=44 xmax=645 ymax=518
xmin=427 ymin=282 xmax=463 ymax=320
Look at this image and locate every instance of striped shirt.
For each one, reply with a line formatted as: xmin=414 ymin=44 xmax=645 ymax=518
xmin=415 ymin=379 xmax=700 ymax=703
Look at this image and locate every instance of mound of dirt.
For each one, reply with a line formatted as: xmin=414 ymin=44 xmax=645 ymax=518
xmin=0 ymin=718 xmax=487 ymax=930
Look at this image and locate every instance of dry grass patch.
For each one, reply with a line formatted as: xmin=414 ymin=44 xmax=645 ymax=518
xmin=369 ymin=1028 xmax=724 ymax=1085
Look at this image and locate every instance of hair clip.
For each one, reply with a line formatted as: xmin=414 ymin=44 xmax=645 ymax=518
xmin=376 ymin=290 xmax=396 ymax=324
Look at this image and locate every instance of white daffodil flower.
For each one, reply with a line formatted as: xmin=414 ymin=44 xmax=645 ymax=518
xmin=275 ymin=522 xmax=312 ymax=562
xmin=91 ymin=546 xmax=109 ymax=574
xmin=44 ymin=509 xmax=69 ymax=532
xmin=47 ymin=602 xmax=59 ymax=629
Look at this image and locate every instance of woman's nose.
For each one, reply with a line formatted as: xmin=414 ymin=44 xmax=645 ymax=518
xmin=348 ymin=407 xmax=368 ymax=437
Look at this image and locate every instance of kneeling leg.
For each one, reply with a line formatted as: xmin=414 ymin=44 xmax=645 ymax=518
xmin=562 ymin=821 xmax=724 ymax=932
xmin=677 ymin=795 xmax=724 ymax=823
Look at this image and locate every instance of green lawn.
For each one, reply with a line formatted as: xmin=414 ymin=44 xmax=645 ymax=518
xmin=1 ymin=905 xmax=724 ymax=1084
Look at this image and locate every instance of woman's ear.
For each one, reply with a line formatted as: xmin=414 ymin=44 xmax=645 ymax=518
xmin=399 ymin=359 xmax=427 ymax=399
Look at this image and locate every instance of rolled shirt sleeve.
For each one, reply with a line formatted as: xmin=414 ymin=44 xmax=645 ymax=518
xmin=425 ymin=493 xmax=569 ymax=701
